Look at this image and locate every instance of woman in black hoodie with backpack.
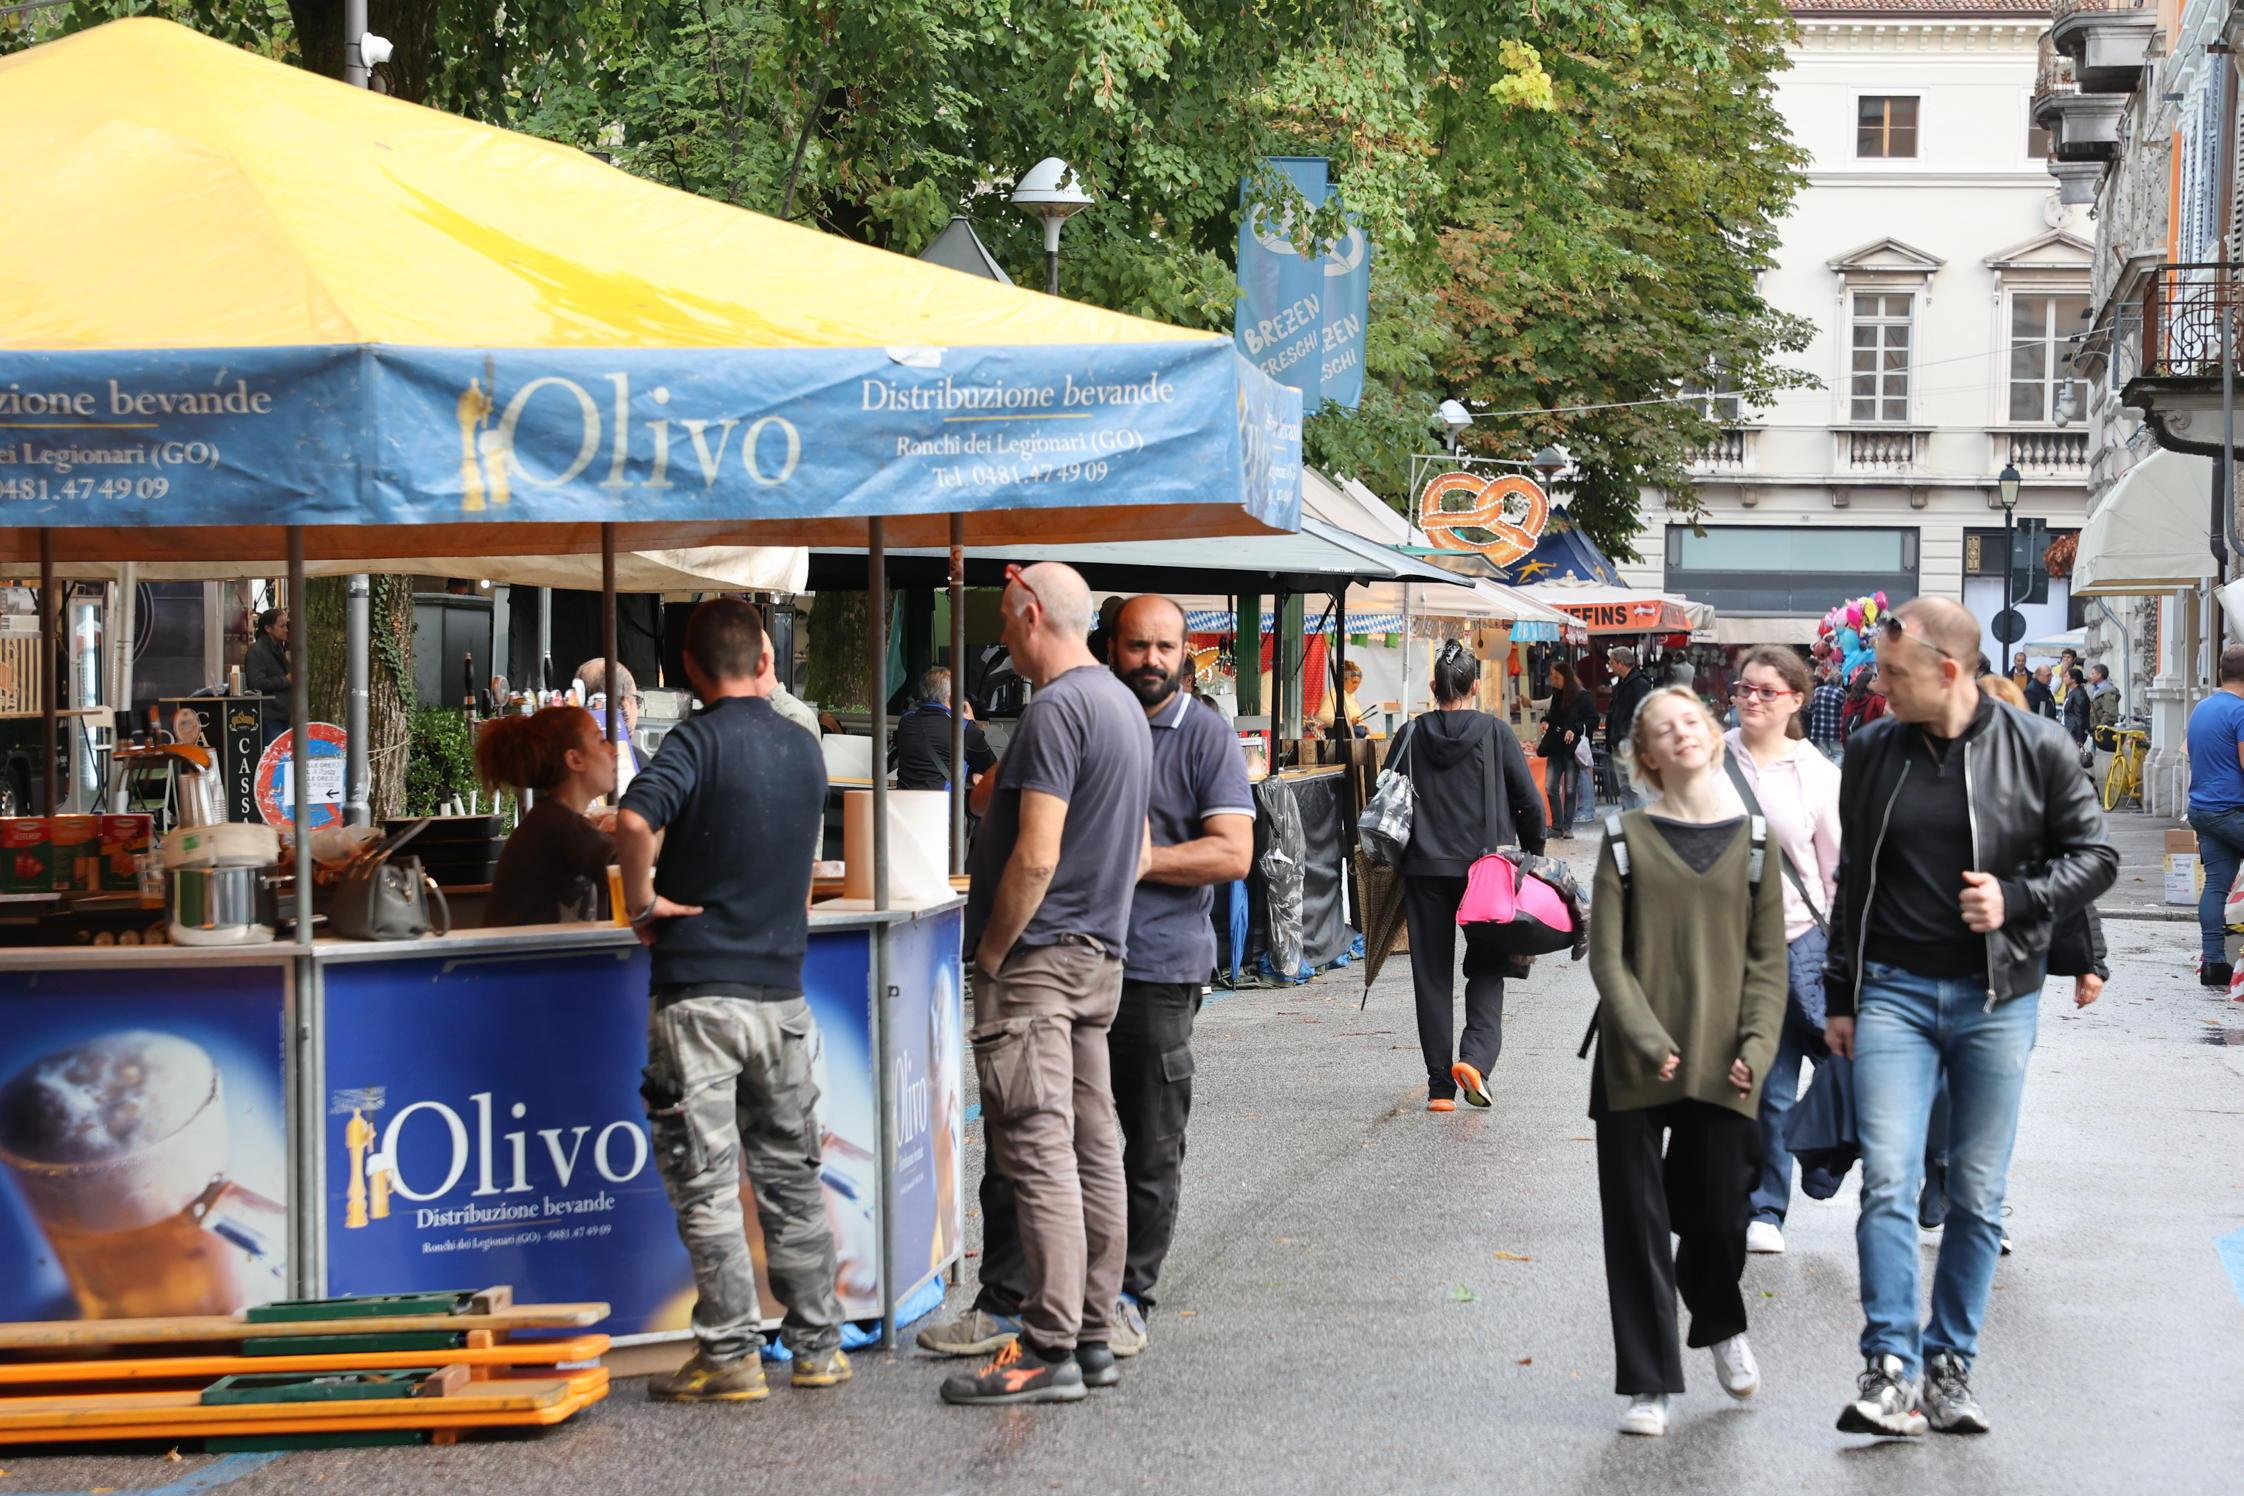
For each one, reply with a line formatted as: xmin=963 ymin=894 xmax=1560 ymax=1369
xmin=1394 ymin=641 xmax=1549 ymax=1111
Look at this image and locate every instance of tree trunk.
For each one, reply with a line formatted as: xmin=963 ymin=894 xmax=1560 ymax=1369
xmin=803 ymin=592 xmax=873 ymax=711
xmin=303 ymin=575 xmax=415 ymax=819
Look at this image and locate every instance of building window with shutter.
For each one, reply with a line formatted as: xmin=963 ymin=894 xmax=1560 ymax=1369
xmin=1858 ymin=96 xmax=1919 ymax=159
xmin=2008 ymin=293 xmax=2090 ymax=423
xmin=1850 ymin=293 xmax=1913 ymax=423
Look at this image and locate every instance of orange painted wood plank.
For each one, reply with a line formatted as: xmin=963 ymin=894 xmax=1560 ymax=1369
xmin=0 ymin=1375 xmax=590 ymax=1429
xmin=0 ymin=1334 xmax=609 ymax=1385
xmin=0 ymin=1383 xmax=606 ymax=1445
xmin=0 ymin=1305 xmax=607 ymax=1351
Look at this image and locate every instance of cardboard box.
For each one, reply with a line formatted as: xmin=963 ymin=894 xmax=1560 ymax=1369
xmin=48 ymin=814 xmax=99 ymax=893
xmin=99 ymin=814 xmax=154 ymax=893
xmin=1 ymin=817 xmax=50 ymax=893
xmin=2165 ymin=828 xmax=2203 ymax=907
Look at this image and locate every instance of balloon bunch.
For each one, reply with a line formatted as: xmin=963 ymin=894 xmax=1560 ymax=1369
xmin=1815 ymin=592 xmax=1890 ymax=684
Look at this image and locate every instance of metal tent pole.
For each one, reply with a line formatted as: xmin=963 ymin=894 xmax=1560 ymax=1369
xmin=342 ymin=0 xmax=373 ymax=826
xmin=345 ymin=575 xmax=370 ymax=825
xmin=601 ymin=526 xmax=620 ymax=751
xmin=38 ymin=531 xmax=56 ymax=814
xmin=948 ymin=514 xmax=967 ymax=875
xmin=289 ymin=527 xmax=312 ymax=948
xmin=868 ymin=520 xmax=897 ymax=1348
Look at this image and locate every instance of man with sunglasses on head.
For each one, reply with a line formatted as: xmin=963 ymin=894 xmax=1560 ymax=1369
xmin=1823 ymin=598 xmax=2115 ymax=1439
xmin=937 ymin=562 xmax=1152 ymax=1406
xmin=920 ymin=594 xmax=1252 ymax=1375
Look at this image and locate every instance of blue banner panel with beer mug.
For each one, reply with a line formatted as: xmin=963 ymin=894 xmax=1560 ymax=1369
xmin=0 ymin=961 xmax=290 ymax=1322
xmin=319 ymin=914 xmax=963 ymax=1340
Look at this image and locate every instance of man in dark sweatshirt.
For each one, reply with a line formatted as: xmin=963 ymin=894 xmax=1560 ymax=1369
xmin=615 ymin=598 xmax=844 ymax=1405
xmin=1822 ymin=598 xmax=2115 ymax=1439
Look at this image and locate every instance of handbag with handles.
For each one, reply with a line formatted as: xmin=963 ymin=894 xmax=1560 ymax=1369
xmin=329 ymin=818 xmax=451 ymax=941
xmin=1360 ymin=724 xmax=1419 ymax=867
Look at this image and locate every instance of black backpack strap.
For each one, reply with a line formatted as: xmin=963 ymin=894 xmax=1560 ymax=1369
xmin=1578 ymin=812 xmax=1630 ymax=1060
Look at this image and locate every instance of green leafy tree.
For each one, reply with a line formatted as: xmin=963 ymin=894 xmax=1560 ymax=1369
xmin=12 ymin=0 xmax=1815 ymax=568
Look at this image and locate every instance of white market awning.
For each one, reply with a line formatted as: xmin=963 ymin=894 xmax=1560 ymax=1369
xmin=1713 ymin=616 xmax=1823 ymax=647
xmin=2073 ymin=449 xmax=2218 ymax=596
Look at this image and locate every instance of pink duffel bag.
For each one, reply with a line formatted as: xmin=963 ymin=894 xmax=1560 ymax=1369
xmin=1457 ymin=849 xmax=1580 ymax=957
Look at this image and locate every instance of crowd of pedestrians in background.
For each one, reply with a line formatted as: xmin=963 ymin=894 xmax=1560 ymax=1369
xmin=616 ymin=579 xmax=2123 ymax=1442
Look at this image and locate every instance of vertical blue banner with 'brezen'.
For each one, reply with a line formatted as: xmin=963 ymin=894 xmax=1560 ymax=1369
xmin=1318 ymin=196 xmax=1370 ymax=411
xmin=1235 ymin=157 xmax=1330 ymax=416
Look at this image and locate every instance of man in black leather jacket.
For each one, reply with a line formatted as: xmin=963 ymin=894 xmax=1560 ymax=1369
xmin=1822 ymin=598 xmax=2116 ymax=1441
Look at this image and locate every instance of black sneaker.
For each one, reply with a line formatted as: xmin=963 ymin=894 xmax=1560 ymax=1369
xmin=1076 ymin=1343 xmax=1120 ymax=1389
xmin=1922 ymin=1350 xmax=1990 ymax=1434
xmin=938 ymin=1339 xmax=1087 ymax=1406
xmin=1836 ymin=1353 xmax=1927 ymax=1437
xmin=2204 ymin=961 xmax=2234 ymax=989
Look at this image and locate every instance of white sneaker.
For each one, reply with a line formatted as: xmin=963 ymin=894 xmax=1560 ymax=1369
xmin=1745 ymin=1221 xmax=1785 ymax=1255
xmin=1710 ymin=1333 xmax=1760 ymax=1400
xmin=1618 ymin=1393 xmax=1670 ymax=1436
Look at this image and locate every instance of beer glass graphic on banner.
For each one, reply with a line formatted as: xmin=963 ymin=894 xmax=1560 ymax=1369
xmin=0 ymin=1030 xmax=285 ymax=1317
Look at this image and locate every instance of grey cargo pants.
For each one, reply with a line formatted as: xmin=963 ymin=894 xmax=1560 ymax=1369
xmin=645 ymin=993 xmax=843 ymax=1361
xmin=970 ymin=937 xmax=1127 ymax=1354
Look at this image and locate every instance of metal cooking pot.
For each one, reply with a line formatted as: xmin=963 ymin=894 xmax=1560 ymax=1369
xmin=168 ymin=866 xmax=278 ymax=946
xmin=157 ymin=744 xmax=226 ymax=829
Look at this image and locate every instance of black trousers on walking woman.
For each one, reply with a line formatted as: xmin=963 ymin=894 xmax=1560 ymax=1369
xmin=1592 ymin=1069 xmax=1761 ymax=1394
xmin=1402 ymin=874 xmax=1507 ymax=1101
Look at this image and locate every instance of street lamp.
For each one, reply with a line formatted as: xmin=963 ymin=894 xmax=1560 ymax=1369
xmin=1011 ymin=158 xmax=1091 ymax=296
xmin=1531 ymin=443 xmax=1572 ymax=506
xmin=1436 ymin=399 xmax=1473 ymax=454
xmin=1999 ymin=461 xmax=2023 ymax=659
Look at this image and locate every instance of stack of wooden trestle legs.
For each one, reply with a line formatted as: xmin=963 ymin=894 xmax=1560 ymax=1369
xmin=0 ymin=1288 xmax=609 ymax=1450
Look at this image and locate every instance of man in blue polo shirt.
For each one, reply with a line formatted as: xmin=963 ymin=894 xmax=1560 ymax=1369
xmin=2187 ymin=643 xmax=2244 ymax=986
xmin=921 ymin=593 xmax=1253 ymax=1370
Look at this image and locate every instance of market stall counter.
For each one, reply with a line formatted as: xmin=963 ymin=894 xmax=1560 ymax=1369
xmin=0 ymin=902 xmax=964 ymax=1346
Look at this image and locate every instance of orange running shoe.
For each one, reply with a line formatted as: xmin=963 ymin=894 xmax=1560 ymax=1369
xmin=1452 ymin=1062 xmax=1492 ymax=1109
xmin=1427 ymin=1097 xmax=1456 ymax=1113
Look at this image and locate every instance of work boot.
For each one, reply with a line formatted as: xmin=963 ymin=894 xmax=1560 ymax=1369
xmin=790 ymin=1346 xmax=852 ymax=1389
xmin=649 ymin=1350 xmax=768 ymax=1403
xmin=938 ymin=1339 xmax=1086 ymax=1406
xmin=1076 ymin=1342 xmax=1120 ymax=1389
xmin=915 ymin=1304 xmax=1023 ymax=1358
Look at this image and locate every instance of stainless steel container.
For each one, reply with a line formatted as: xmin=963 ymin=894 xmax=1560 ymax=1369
xmin=168 ymin=866 xmax=278 ymax=946
xmin=158 ymin=744 xmax=226 ymax=829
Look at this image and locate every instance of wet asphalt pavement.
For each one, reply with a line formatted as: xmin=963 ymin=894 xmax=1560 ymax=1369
xmin=6 ymin=917 xmax=2243 ymax=1495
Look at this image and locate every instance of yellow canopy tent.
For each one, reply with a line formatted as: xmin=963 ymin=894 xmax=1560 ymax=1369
xmin=0 ymin=19 xmax=1301 ymax=566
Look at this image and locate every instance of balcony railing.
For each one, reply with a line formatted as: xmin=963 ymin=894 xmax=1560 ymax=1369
xmin=1684 ymin=428 xmax=1749 ymax=474
xmin=2051 ymin=0 xmax=2150 ymax=20
xmin=2035 ymin=36 xmax=2079 ymax=103
xmin=2135 ymin=263 xmax=2244 ymax=382
xmin=1840 ymin=427 xmax=1926 ymax=470
xmin=2001 ymin=429 xmax=2091 ymax=475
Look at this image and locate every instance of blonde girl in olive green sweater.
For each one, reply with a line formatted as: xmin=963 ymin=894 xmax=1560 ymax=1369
xmin=1588 ymin=686 xmax=1789 ymax=1438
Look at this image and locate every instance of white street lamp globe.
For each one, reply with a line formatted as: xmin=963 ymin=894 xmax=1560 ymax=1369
xmin=1012 ymin=158 xmax=1092 ymax=249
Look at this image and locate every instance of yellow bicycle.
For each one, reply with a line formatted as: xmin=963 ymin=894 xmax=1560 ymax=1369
xmin=2100 ymin=725 xmax=2149 ymax=812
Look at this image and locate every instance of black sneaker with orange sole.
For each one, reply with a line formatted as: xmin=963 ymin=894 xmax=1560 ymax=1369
xmin=939 ymin=1339 xmax=1087 ymax=1405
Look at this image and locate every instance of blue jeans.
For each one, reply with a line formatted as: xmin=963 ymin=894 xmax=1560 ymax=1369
xmin=1854 ymin=961 xmax=2040 ymax=1376
xmin=2192 ymin=805 xmax=2244 ymax=964
xmin=1750 ymin=928 xmax=1829 ymax=1228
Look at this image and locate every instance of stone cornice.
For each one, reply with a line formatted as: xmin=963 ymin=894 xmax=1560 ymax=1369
xmin=1791 ymin=19 xmax=2050 ymax=51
